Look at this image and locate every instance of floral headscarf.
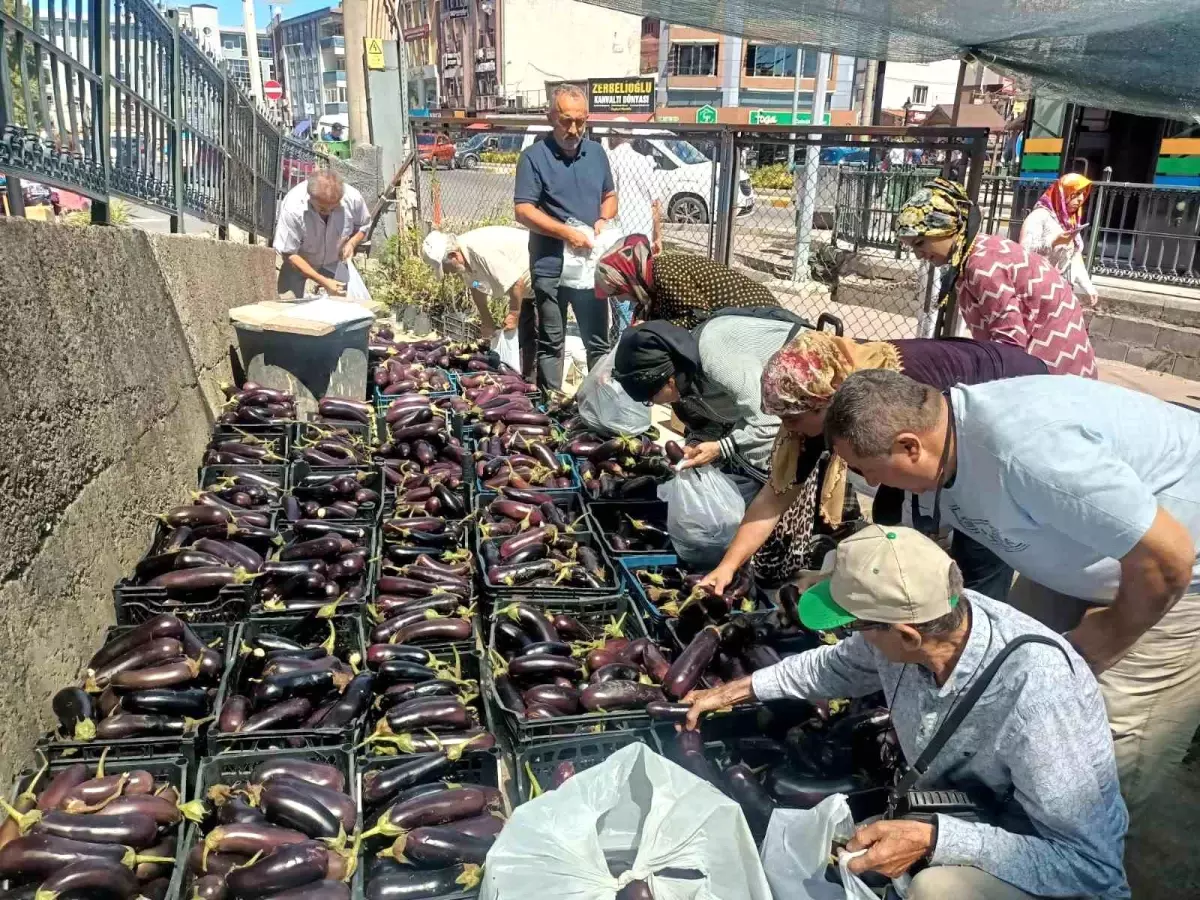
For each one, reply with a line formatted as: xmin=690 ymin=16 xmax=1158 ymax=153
xmin=761 ymin=331 xmax=901 ymax=526
xmin=595 ymin=234 xmax=654 ymax=312
xmin=1036 ymin=173 xmax=1092 ymax=252
xmin=895 ymin=177 xmax=978 ymax=274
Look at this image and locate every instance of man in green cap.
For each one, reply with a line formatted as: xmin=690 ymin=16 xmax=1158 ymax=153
xmin=682 ymin=524 xmax=1129 ymax=900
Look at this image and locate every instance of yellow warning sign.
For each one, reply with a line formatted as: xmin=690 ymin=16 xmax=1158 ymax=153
xmin=365 ymin=38 xmax=386 ymax=71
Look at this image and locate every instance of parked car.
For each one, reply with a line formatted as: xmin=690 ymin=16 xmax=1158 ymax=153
xmin=454 ymin=132 xmax=524 ymax=169
xmin=418 ymin=133 xmax=456 ymax=169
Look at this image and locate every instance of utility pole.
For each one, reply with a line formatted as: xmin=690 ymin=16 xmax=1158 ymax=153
xmin=242 ymin=0 xmax=264 ymax=100
xmin=787 ymin=46 xmax=802 ymax=168
xmin=344 ymin=0 xmax=371 ymax=142
xmin=791 ymin=51 xmax=831 ymax=284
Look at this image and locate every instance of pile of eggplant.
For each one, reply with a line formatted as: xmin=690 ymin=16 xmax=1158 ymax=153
xmin=215 ymin=617 xmax=371 ymax=740
xmin=375 ymin=358 xmax=455 ymax=397
xmin=217 ymin=383 xmax=297 ymax=426
xmin=359 ymin=647 xmax=496 ymax=757
xmin=130 ymin=503 xmax=277 ymax=598
xmin=203 ymin=432 xmax=287 ymax=467
xmin=257 ymin=522 xmax=373 ymax=615
xmin=291 ymin=424 xmax=372 ymax=468
xmin=315 ymin=397 xmax=375 ymax=430
xmin=50 ymin=615 xmax=225 ymax=743
xmin=198 ymin=470 xmax=285 ymax=514
xmin=0 ymin=756 xmax=191 ymax=900
xmin=367 ymin=558 xmax=477 ymax=650
xmin=358 ymin=755 xmax=506 ymax=898
xmin=475 ymin=491 xmax=589 ymax=541
xmin=632 ymin=563 xmax=759 ymax=623
xmin=589 ymin=502 xmax=671 ymax=554
xmin=377 ymin=399 xmax=468 ymax=494
xmin=186 ymin=755 xmax=356 ymax=899
xmin=489 ymin=604 xmax=667 ymax=728
xmin=284 ymin=469 xmax=380 ymax=522
xmin=480 ymin=522 xmax=613 ymax=591
xmin=570 ymin=434 xmax=676 ymax=501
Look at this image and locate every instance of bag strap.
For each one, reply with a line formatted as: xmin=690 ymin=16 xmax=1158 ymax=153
xmin=895 ymin=634 xmax=1074 ymax=793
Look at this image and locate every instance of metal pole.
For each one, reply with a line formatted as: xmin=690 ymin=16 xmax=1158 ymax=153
xmin=791 ymin=51 xmax=830 ymax=283
xmin=871 ymin=60 xmax=886 ymax=125
xmin=169 ymin=13 xmax=186 ymax=234
xmin=90 ymin=0 xmax=110 ymax=225
xmin=219 ymin=66 xmax=230 ymax=239
xmin=786 ymin=46 xmax=802 ymax=168
xmin=5 ymin=176 xmax=25 ymax=217
xmin=950 ymin=58 xmax=968 ymax=125
xmin=713 ymin=128 xmax=738 ymax=266
xmin=242 ymin=0 xmax=265 ymax=102
xmin=938 ymin=133 xmax=989 ymax=338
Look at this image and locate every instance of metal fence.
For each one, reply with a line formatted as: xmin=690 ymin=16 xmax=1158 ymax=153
xmin=412 ymin=118 xmax=988 ymax=342
xmin=0 ymin=0 xmax=306 ymax=236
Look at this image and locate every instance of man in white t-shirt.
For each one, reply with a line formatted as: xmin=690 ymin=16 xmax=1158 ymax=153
xmin=823 ymin=370 xmax=1200 ymax=858
xmin=607 ymin=124 xmax=662 ymax=333
xmin=422 ymin=226 xmax=536 ymax=376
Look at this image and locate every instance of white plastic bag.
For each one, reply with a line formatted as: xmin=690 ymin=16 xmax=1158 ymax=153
xmin=489 ymin=327 xmax=521 ymax=370
xmin=480 ymin=743 xmax=771 ymax=900
xmin=657 ymin=466 xmax=745 ymax=567
xmin=561 ymin=225 xmax=624 ymax=289
xmin=344 ymin=260 xmax=372 ymax=303
xmin=577 ymin=346 xmax=652 ymax=436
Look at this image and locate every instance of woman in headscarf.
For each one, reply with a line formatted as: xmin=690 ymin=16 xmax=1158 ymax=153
xmin=697 ymin=329 xmax=1048 ymax=599
xmin=1019 ymin=173 xmax=1099 ymax=307
xmin=895 ymin=177 xmax=1098 ymax=378
xmin=594 ymin=234 xmax=780 ymax=330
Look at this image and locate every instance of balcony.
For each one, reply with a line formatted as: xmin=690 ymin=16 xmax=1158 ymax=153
xmin=324 ymin=101 xmax=348 ymax=115
xmin=323 ymin=69 xmax=347 ymax=85
xmin=320 ymin=36 xmax=345 ymax=54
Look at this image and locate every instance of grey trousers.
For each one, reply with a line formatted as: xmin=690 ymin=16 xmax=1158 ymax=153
xmin=907 ymin=866 xmax=1037 ymax=900
xmin=277 ymin=258 xmax=338 ymax=299
xmin=532 ymin=275 xmax=610 ymax=391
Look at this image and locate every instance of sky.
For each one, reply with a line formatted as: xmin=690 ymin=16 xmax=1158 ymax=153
xmin=187 ymin=0 xmax=334 ymax=30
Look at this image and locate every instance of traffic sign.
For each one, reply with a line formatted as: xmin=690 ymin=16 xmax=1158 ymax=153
xmin=263 ymin=80 xmax=283 ymax=102
xmin=695 ymin=104 xmax=718 ymax=124
xmin=365 ymin=38 xmax=386 ymax=71
xmin=748 ymin=109 xmax=832 ymax=126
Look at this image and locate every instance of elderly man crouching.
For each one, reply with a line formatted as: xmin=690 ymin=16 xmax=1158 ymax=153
xmin=683 ymin=525 xmax=1129 ymax=900
xmin=273 ymin=170 xmax=371 ymax=298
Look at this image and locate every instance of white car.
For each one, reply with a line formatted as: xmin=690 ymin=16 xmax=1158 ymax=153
xmin=518 ymin=126 xmax=755 ymax=224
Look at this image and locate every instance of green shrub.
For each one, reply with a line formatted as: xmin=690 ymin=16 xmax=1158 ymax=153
xmin=480 ymin=150 xmax=519 ymax=165
xmin=751 ymin=163 xmax=794 ymax=191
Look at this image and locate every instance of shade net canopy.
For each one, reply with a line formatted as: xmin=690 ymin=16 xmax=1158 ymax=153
xmin=583 ymin=0 xmax=1200 ymax=123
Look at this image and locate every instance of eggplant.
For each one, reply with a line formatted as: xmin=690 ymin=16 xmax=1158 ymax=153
xmin=674 ymin=730 xmax=723 ymax=787
xmin=51 ymin=688 xmax=95 ymax=742
xmin=496 ymin=603 xmax=558 ymax=644
xmin=109 ymin=657 xmax=201 ymax=691
xmin=0 ymin=833 xmax=133 ymax=876
xmin=218 ymin=796 xmax=268 ymax=827
xmin=372 ymin=787 xmax=487 ymax=836
xmin=259 ymin=881 xmax=350 ymax=900
xmin=361 ymin=755 xmax=452 ymax=807
xmin=241 ymin=698 xmax=313 ymax=733
xmin=90 ymin=793 xmax=181 ymax=826
xmin=317 ymin=672 xmax=374 ymax=729
xmin=218 ymin=695 xmax=251 ymax=733
xmin=204 ymin=823 xmax=308 ymax=859
xmin=662 ymin=626 xmax=722 ymax=700
xmin=580 ymin=681 xmax=663 ymax=711
xmin=446 ymin=812 xmax=506 ymax=839
xmin=588 ymin=663 xmax=642 ymax=685
xmin=364 ymin=864 xmax=482 ymax=900
xmin=389 ymin=619 xmax=473 ymax=645
xmin=94 ymin=713 xmax=197 ymax=740
xmin=520 ymin=684 xmax=580 ymax=715
xmin=194 ymin=874 xmax=229 ymax=900
xmin=89 ymin=637 xmax=186 ymax=687
xmin=147 ymin=566 xmax=249 ymax=592
xmin=37 ymin=766 xmax=88 ymax=813
xmin=516 ymin=640 xmax=573 ymax=659
xmin=385 ymin=826 xmax=493 ymax=866
xmin=225 ymin=841 xmax=329 ymax=898
xmin=250 ymin=759 xmax=345 ymax=792
xmin=253 ymin=668 xmax=337 ymax=709
xmin=723 ymin=762 xmax=777 ymax=838
xmin=260 ymin=780 xmax=345 ymax=840
xmin=32 ymin=858 xmax=140 ymax=899
xmin=506 ymin=655 xmax=581 ymax=680
xmin=646 ymin=701 xmax=693 ymax=722
xmin=384 ymin=698 xmax=472 ymax=733
xmin=30 ymin=811 xmax=159 ymax=849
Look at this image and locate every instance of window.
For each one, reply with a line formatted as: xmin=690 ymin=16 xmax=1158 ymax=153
xmin=670 ymin=43 xmax=717 ymax=76
xmin=912 ymin=85 xmax=929 ymax=105
xmin=641 ymin=17 xmax=660 ymax=37
xmin=324 ymin=86 xmax=347 ymax=104
xmin=744 ymin=45 xmax=796 ymax=78
xmin=801 ymin=48 xmax=818 ymax=78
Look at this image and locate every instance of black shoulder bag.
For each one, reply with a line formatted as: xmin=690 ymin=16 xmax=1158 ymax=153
xmin=888 ymin=635 xmax=1074 ymax=824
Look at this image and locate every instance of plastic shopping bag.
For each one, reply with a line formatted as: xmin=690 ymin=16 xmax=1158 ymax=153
xmin=489 ymin=327 xmax=521 ymax=370
xmin=657 ymin=466 xmax=746 ymax=567
xmin=561 ymin=225 xmax=624 ymax=289
xmin=481 ymin=743 xmax=771 ymax=900
xmin=577 ymin=346 xmax=652 ymax=436
xmin=759 ymin=796 xmax=879 ymax=900
xmin=345 ymin=260 xmax=372 ymax=303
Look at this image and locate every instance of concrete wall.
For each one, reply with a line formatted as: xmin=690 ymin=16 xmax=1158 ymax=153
xmin=0 ymin=219 xmax=275 ymax=784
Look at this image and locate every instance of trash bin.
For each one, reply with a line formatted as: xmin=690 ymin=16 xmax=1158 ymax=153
xmin=229 ymin=298 xmax=375 ymax=419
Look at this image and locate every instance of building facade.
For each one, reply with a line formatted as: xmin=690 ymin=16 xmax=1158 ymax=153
xmin=219 ymin=28 xmax=274 ymax=94
xmin=268 ymin=7 xmax=346 ymax=127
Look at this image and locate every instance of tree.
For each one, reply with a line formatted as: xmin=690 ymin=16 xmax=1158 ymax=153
xmin=1 ymin=0 xmax=34 ymax=124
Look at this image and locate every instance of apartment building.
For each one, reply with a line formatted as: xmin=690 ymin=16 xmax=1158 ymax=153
xmin=268 ymin=7 xmax=346 ymax=127
xmin=219 ymin=28 xmax=275 ymax=94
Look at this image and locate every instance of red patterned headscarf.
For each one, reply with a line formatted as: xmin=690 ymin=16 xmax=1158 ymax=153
xmin=1035 ymin=173 xmax=1092 ymax=252
xmin=595 ymin=234 xmax=655 ymax=312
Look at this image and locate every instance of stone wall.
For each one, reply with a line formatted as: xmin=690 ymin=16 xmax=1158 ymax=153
xmin=0 ymin=219 xmax=275 ymax=784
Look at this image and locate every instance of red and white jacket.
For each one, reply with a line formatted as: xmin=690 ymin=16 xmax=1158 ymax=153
xmin=957 ymin=234 xmax=1097 ymax=378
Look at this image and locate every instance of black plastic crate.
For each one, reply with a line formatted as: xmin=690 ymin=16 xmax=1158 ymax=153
xmin=288 ymin=461 xmax=384 ymax=525
xmin=198 ymin=463 xmax=289 ymax=503
xmin=294 ymin=419 xmax=376 ymax=464
xmin=36 ymin=622 xmax=231 ymax=768
xmin=587 ymin=500 xmax=672 ymax=558
xmin=485 ymin=594 xmax=655 ymax=746
xmin=211 ymin=422 xmax=292 ymax=461
xmin=512 ymin=730 xmax=654 ymax=805
xmin=254 ymin=524 xmax=378 ymax=616
xmin=476 ymin=528 xmax=620 ymax=600
xmin=211 ymin=615 xmax=368 ymax=752
xmin=114 ymin=583 xmax=253 ymax=626
xmin=7 ymin=755 xmax=189 ymax=898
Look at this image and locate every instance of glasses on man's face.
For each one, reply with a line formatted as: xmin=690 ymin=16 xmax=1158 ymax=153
xmin=834 ymin=620 xmax=888 ymax=639
xmin=557 ymin=116 xmax=587 ymax=132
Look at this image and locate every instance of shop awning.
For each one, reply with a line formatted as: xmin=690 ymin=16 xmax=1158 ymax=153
xmin=583 ymin=0 xmax=1200 ymax=122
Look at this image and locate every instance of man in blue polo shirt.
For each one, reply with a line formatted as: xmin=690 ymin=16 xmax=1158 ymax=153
xmin=514 ymin=83 xmax=618 ymax=390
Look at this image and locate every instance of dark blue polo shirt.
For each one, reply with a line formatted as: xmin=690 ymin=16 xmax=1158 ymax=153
xmin=514 ymin=135 xmax=614 ymax=279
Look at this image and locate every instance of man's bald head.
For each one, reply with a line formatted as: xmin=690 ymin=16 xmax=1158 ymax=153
xmin=307 ymin=171 xmax=345 ymax=216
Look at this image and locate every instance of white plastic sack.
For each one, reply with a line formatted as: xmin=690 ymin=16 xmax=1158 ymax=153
xmin=481 ymin=743 xmax=771 ymax=900
xmin=561 ymin=225 xmax=624 ymax=289
xmin=577 ymin=346 xmax=652 ymax=436
xmin=657 ymin=466 xmax=745 ymax=567
xmin=345 ymin=261 xmax=372 ymax=303
xmin=489 ymin=327 xmax=521 ymax=370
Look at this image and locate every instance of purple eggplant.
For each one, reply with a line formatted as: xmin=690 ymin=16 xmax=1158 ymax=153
xmin=251 ymin=759 xmax=345 ymax=792
xmin=364 ymin=864 xmax=481 ymax=900
xmin=225 ymin=841 xmax=329 ymax=898
xmin=662 ymin=626 xmax=722 ymax=700
xmin=385 ymin=826 xmax=493 ymax=866
xmin=580 ymin=680 xmax=663 ymax=711
xmin=32 ymin=857 xmax=140 ymax=899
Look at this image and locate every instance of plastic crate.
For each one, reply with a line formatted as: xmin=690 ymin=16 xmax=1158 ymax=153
xmin=512 ymin=730 xmax=654 ymax=805
xmin=185 ymin=746 xmax=359 ymax=900
xmin=473 ymin=453 xmax=580 ymax=497
xmin=36 ymin=623 xmax=232 ymax=767
xmin=211 ymin=422 xmax=292 ymax=460
xmin=7 ymin=755 xmax=188 ymax=898
xmin=211 ymin=616 xmax=368 ymax=752
xmin=374 ymin=372 xmax=458 ymax=407
xmin=484 ymin=594 xmax=655 ymax=746
xmin=476 ymin=528 xmax=620 ymax=600
xmin=292 ymin=420 xmax=376 ymax=466
xmin=253 ymin=524 xmax=378 ymax=616
xmin=198 ymin=463 xmax=289 ymax=501
xmin=288 ymin=461 xmax=384 ymax=525
xmin=587 ymin=500 xmax=672 ymax=558
xmin=114 ymin=583 xmax=254 ymax=626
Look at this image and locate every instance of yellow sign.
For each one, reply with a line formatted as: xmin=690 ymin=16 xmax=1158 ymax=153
xmin=365 ymin=38 xmax=386 ymax=71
